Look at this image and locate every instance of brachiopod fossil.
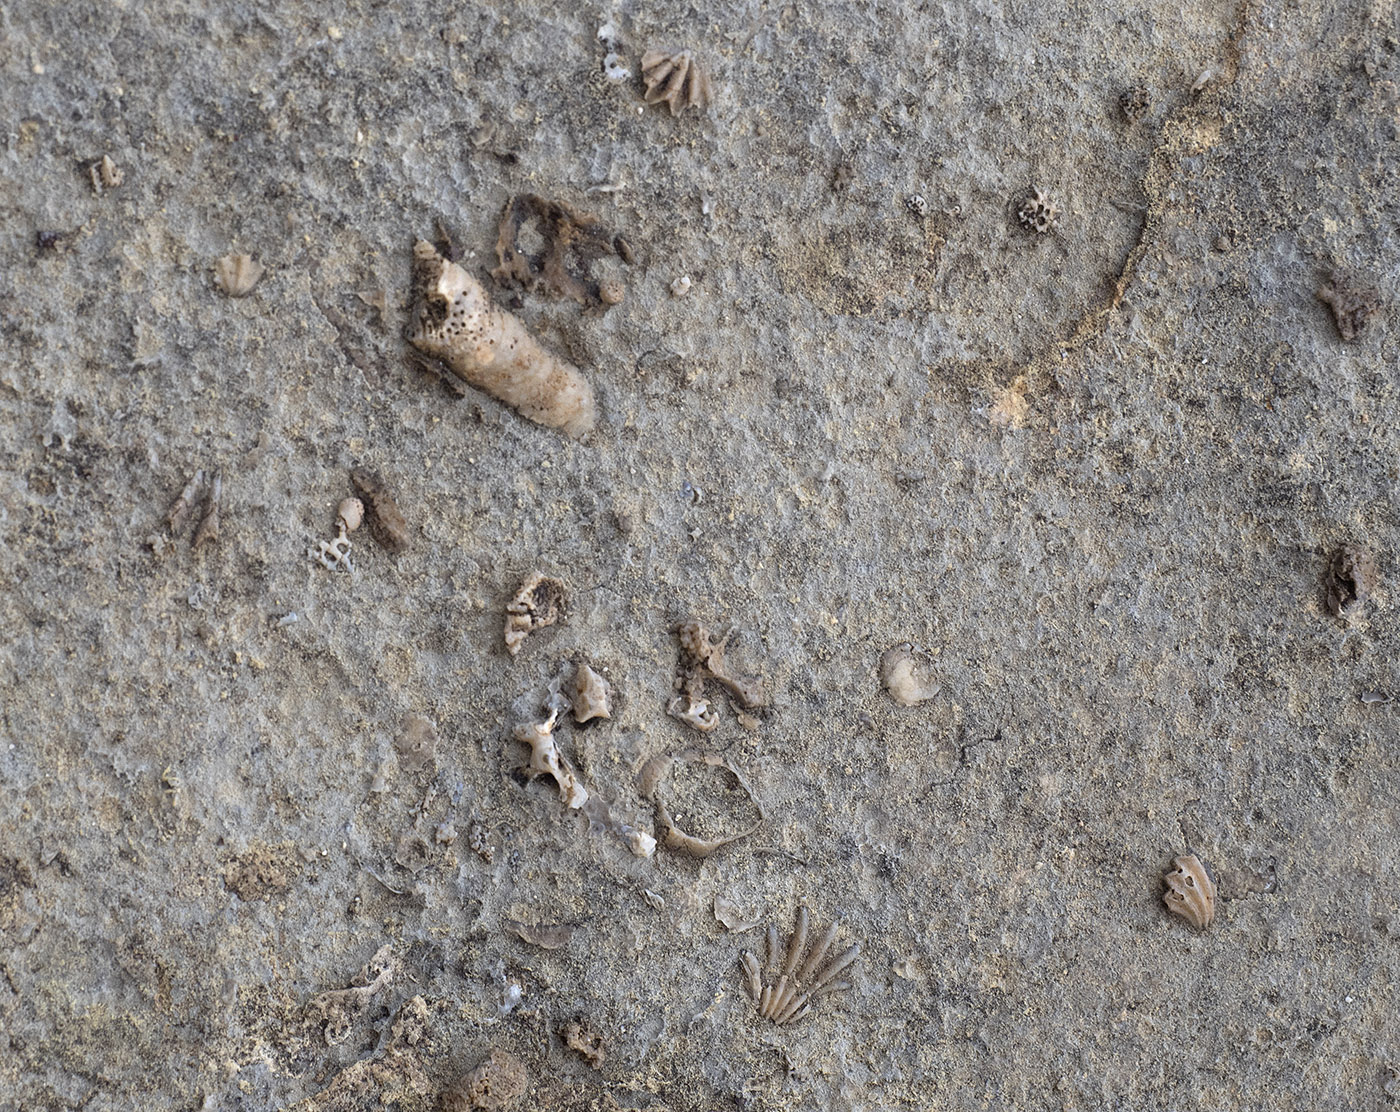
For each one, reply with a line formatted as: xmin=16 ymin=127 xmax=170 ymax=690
xmin=1162 ymin=853 xmax=1216 ymax=929
xmin=408 ymin=240 xmax=596 ymax=437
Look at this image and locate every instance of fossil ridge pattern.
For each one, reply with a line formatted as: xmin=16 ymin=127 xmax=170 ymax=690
xmin=740 ymin=906 xmax=859 ymax=1025
xmin=1162 ymin=854 xmax=1216 ymax=929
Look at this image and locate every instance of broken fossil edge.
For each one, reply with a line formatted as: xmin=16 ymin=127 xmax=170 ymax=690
xmin=514 ymin=710 xmax=588 ymax=809
xmin=408 ymin=240 xmax=596 ymax=437
xmin=638 ymin=750 xmax=764 ymax=857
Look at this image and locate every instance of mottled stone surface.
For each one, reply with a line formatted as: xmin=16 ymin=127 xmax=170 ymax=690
xmin=2 ymin=2 xmax=1398 ymax=1110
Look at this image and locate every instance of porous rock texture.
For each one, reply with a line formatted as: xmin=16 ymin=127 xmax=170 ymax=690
xmin=1 ymin=2 xmax=1398 ymax=1110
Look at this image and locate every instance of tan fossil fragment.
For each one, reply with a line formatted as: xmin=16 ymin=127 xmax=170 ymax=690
xmin=641 ymin=50 xmax=713 ymax=116
xmin=214 ymin=253 xmax=265 ymax=297
xmin=669 ymin=618 xmax=769 ymax=731
xmin=504 ymin=572 xmax=566 ymax=656
xmin=638 ymin=751 xmax=763 ymax=858
xmin=1162 ymin=853 xmax=1216 ymax=929
xmin=740 ymin=907 xmax=859 ymax=1025
xmin=514 ymin=709 xmax=588 ymax=809
xmin=408 ymin=240 xmax=595 ymax=437
xmin=570 ymin=662 xmax=612 ymax=722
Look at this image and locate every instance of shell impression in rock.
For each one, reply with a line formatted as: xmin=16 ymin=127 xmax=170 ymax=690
xmin=641 ymin=50 xmax=713 ymax=116
xmin=1162 ymin=854 xmax=1216 ymax=929
xmin=408 ymin=240 xmax=595 ymax=437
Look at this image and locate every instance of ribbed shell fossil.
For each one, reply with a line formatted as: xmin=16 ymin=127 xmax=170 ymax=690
xmin=1162 ymin=854 xmax=1216 ymax=929
xmin=214 ymin=253 xmax=265 ymax=297
xmin=408 ymin=240 xmax=595 ymax=437
xmin=641 ymin=50 xmax=713 ymax=116
xmin=739 ymin=907 xmax=859 ymax=1025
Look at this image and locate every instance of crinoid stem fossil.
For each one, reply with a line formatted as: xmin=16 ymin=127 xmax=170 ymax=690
xmin=408 ymin=240 xmax=595 ymax=437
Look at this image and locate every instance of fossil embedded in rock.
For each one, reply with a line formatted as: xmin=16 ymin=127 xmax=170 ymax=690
xmin=214 ymin=253 xmax=265 ymax=297
xmin=409 ymin=240 xmax=595 ymax=437
xmin=1017 ymin=188 xmax=1059 ymax=234
xmin=1325 ymin=544 xmax=1374 ymax=618
xmin=442 ymin=1047 xmax=529 ymax=1112
xmin=504 ymin=573 xmax=567 ymax=656
xmin=879 ymin=642 xmax=939 ymax=706
xmin=739 ymin=906 xmax=859 ymax=1025
xmin=350 ymin=468 xmax=409 ymax=554
xmin=90 ymin=153 xmax=123 ymax=194
xmin=1162 ymin=854 xmax=1216 ymax=929
xmin=514 ymin=708 xmax=588 ymax=809
xmin=570 ymin=662 xmax=612 ymax=722
xmin=491 ymin=194 xmax=632 ymax=308
xmin=639 ymin=750 xmax=763 ymax=857
xmin=669 ymin=619 xmax=769 ymax=732
xmin=641 ymin=49 xmax=713 ymax=116
xmin=1316 ymin=275 xmax=1380 ymax=342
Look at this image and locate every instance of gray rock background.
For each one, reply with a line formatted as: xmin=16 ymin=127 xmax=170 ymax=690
xmin=2 ymin=0 xmax=1399 ymax=1109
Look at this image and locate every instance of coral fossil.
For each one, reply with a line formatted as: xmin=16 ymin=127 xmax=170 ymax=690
xmin=1162 ymin=854 xmax=1216 ymax=929
xmin=740 ymin=907 xmax=859 ymax=1025
xmin=504 ymin=572 xmax=567 ymax=656
xmin=641 ymin=50 xmax=713 ymax=116
xmin=1017 ymin=188 xmax=1059 ymax=233
xmin=409 ymin=240 xmax=595 ymax=437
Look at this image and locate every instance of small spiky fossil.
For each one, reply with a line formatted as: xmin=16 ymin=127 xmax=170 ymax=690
xmin=739 ymin=907 xmax=858 ymax=1025
xmin=641 ymin=50 xmax=713 ymax=116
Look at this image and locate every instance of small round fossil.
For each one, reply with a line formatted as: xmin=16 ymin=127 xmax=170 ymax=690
xmin=1017 ymin=188 xmax=1059 ymax=234
xmin=336 ymin=497 xmax=364 ymax=533
xmin=904 ymin=193 xmax=929 ymax=217
xmin=670 ymin=274 xmax=692 ymax=298
xmin=598 ymin=277 xmax=626 ymax=306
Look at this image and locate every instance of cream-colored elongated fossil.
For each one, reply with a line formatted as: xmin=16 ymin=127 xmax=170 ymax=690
xmin=408 ymin=240 xmax=596 ymax=437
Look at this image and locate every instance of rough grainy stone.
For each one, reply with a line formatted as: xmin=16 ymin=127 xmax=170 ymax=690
xmin=2 ymin=2 xmax=1399 ymax=1110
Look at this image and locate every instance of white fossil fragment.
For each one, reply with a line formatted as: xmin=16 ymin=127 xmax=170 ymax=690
xmin=514 ymin=710 xmax=588 ymax=809
xmin=879 ymin=643 xmax=939 ymax=706
xmin=504 ymin=572 xmax=566 ymax=656
xmin=409 ymin=240 xmax=596 ymax=437
xmin=214 ymin=253 xmax=265 ymax=297
xmin=90 ymin=154 xmax=123 ymax=194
